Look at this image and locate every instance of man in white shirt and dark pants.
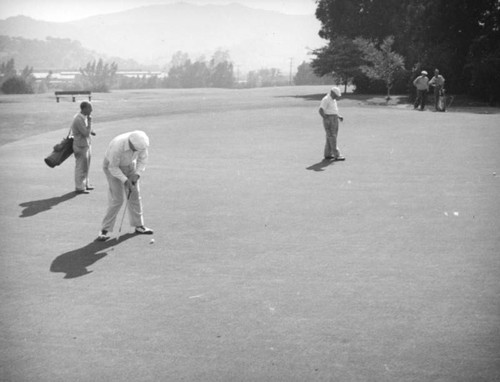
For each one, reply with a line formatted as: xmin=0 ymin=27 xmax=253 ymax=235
xmin=319 ymin=86 xmax=345 ymax=161
xmin=413 ymin=70 xmax=429 ymax=111
xmin=96 ymin=130 xmax=154 ymax=241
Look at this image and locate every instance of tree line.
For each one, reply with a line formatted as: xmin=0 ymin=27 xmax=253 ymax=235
xmin=311 ymin=0 xmax=500 ymax=104
xmin=0 ymin=59 xmax=36 ymax=94
xmin=0 ymin=52 xmax=304 ymax=94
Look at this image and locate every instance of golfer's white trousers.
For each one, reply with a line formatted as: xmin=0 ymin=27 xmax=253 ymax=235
xmin=101 ymin=166 xmax=144 ymax=232
xmin=73 ymin=145 xmax=91 ymax=191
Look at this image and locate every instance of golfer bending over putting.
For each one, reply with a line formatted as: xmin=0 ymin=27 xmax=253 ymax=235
xmin=96 ymin=130 xmax=153 ymax=241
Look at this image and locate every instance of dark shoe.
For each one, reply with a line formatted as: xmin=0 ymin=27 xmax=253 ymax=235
xmin=96 ymin=230 xmax=109 ymax=241
xmin=86 ymin=185 xmax=95 ymax=191
xmin=324 ymin=156 xmax=334 ymax=160
xmin=75 ymin=189 xmax=89 ymax=194
xmin=135 ymin=226 xmax=154 ymax=235
xmin=334 ymin=156 xmax=346 ymax=161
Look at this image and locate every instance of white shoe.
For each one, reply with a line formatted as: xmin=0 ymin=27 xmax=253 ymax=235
xmin=135 ymin=226 xmax=153 ymax=235
xmin=96 ymin=230 xmax=109 ymax=241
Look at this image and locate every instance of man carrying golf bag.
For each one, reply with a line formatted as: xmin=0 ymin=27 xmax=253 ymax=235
xmin=96 ymin=130 xmax=154 ymax=241
xmin=429 ymin=69 xmax=446 ymax=111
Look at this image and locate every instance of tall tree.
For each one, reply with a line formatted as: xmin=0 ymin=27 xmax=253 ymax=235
xmin=294 ymin=61 xmax=336 ymax=85
xmin=0 ymin=58 xmax=16 ymax=82
xmin=209 ymin=50 xmax=234 ymax=88
xmin=185 ymin=60 xmax=210 ymax=88
xmin=311 ymin=36 xmax=364 ymax=92
xmin=315 ymin=0 xmax=406 ymax=42
xmin=210 ymin=61 xmax=234 ymax=88
xmin=355 ymin=36 xmax=406 ymax=100
xmin=80 ymin=59 xmax=118 ymax=92
xmin=314 ymin=0 xmax=500 ymax=100
xmin=169 ymin=51 xmax=190 ymax=69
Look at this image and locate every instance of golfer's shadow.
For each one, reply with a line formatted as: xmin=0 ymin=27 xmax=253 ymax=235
xmin=50 ymin=233 xmax=136 ymax=279
xmin=306 ymin=159 xmax=335 ymax=172
xmin=19 ymin=191 xmax=78 ymax=217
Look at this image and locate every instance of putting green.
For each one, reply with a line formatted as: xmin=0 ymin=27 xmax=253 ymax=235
xmin=1 ymin=87 xmax=499 ymax=381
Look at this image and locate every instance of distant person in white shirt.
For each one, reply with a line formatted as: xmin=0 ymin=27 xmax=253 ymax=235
xmin=96 ymin=130 xmax=154 ymax=241
xmin=318 ymin=86 xmax=345 ymax=161
xmin=413 ymin=70 xmax=429 ymax=111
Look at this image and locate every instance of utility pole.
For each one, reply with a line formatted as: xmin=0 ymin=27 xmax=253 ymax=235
xmin=289 ymin=57 xmax=293 ymax=85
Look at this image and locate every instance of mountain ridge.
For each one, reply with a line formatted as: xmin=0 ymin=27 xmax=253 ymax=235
xmin=0 ymin=3 xmax=324 ymax=72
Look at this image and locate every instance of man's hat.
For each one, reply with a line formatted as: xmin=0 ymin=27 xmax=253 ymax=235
xmin=129 ymin=130 xmax=150 ymax=151
xmin=330 ymin=86 xmax=342 ymax=97
xmin=421 ymin=70 xmax=428 ymax=75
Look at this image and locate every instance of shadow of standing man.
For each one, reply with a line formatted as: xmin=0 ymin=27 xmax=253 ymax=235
xmin=306 ymin=158 xmax=336 ymax=172
xmin=19 ymin=192 xmax=78 ymax=218
xmin=50 ymin=233 xmax=136 ymax=279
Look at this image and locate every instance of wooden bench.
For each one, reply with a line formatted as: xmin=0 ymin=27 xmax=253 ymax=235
xmin=55 ymin=90 xmax=92 ymax=103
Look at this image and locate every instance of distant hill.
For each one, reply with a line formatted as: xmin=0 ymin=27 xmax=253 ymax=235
xmin=0 ymin=35 xmax=140 ymax=71
xmin=0 ymin=3 xmax=324 ymax=72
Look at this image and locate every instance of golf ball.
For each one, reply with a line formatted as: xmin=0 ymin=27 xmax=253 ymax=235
xmin=150 ymin=238 xmax=155 ymax=244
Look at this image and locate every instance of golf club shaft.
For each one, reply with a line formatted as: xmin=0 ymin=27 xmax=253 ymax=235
xmin=118 ymin=188 xmax=132 ymax=235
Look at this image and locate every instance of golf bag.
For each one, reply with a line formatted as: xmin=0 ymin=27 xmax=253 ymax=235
xmin=437 ymin=88 xmax=446 ymax=112
xmin=44 ymin=129 xmax=74 ymax=168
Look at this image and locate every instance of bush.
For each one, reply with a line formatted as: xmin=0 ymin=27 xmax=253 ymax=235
xmin=1 ymin=75 xmax=34 ymax=94
xmin=353 ymin=69 xmax=410 ymax=95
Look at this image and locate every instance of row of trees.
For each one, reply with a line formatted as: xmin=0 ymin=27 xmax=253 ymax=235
xmin=163 ymin=51 xmax=234 ymax=88
xmin=79 ymin=59 xmax=118 ymax=92
xmin=0 ymin=58 xmax=119 ymax=94
xmin=1 ymin=50 xmax=308 ymax=93
xmin=312 ymin=0 xmax=500 ymax=103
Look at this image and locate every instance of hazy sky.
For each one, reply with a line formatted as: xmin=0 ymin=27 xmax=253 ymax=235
xmin=0 ymin=0 xmax=317 ymax=21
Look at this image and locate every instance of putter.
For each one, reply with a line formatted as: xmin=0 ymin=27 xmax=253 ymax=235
xmin=118 ymin=188 xmax=132 ymax=238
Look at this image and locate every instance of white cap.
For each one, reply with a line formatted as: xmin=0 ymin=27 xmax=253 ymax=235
xmin=421 ymin=70 xmax=428 ymax=75
xmin=128 ymin=130 xmax=150 ymax=151
xmin=330 ymin=86 xmax=341 ymax=97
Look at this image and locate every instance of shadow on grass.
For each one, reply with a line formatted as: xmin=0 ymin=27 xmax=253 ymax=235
xmin=284 ymin=93 xmax=410 ymax=104
xmin=19 ymin=191 xmax=78 ymax=218
xmin=283 ymin=93 xmax=500 ymax=113
xmin=50 ymin=233 xmax=137 ymax=279
xmin=306 ymin=159 xmax=336 ymax=172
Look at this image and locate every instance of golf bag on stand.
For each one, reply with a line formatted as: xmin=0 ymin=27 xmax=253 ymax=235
xmin=437 ymin=88 xmax=446 ymax=112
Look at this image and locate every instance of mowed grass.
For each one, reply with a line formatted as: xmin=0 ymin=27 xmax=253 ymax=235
xmin=0 ymin=87 xmax=499 ymax=381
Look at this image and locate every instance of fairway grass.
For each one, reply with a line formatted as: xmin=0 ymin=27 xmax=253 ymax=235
xmin=1 ymin=87 xmax=499 ymax=381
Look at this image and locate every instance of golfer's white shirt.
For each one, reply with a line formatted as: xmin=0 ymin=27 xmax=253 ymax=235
xmin=320 ymin=94 xmax=339 ymax=115
xmin=103 ymin=132 xmax=148 ymax=183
